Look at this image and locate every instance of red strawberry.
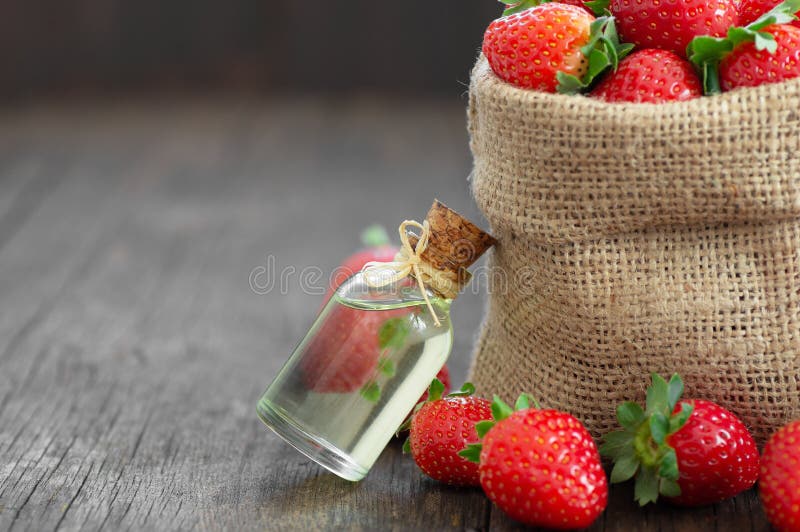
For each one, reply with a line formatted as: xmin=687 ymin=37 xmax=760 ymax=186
xmin=395 ymin=365 xmax=452 ymax=437
xmin=759 ymin=420 xmax=800 ymax=532
xmin=666 ymin=399 xmax=760 ymax=505
xmin=405 ymin=380 xmax=492 ymax=486
xmin=601 ymin=374 xmax=759 ymax=506
xmin=302 ymin=225 xmax=406 ymax=395
xmin=482 ymin=4 xmax=632 ymax=93
xmin=719 ymin=24 xmax=800 ymax=89
xmin=590 ymin=49 xmax=703 ymax=103
xmin=740 ymin=0 xmax=800 ymax=27
xmin=689 ymin=0 xmax=800 ymax=92
xmin=608 ymin=0 xmax=738 ymax=57
xmin=461 ymin=395 xmax=608 ymax=529
xmin=300 ymin=306 xmax=408 ymax=394
xmin=326 ymin=225 xmax=398 ymax=301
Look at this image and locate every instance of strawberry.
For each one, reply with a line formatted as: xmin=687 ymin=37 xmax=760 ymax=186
xmin=482 ymin=4 xmax=633 ymax=93
xmin=740 ymin=0 xmax=800 ymax=27
xmin=601 ymin=374 xmax=759 ymax=506
xmin=301 ymin=224 xmax=407 ymax=397
xmin=689 ymin=0 xmax=800 ymax=92
xmin=460 ymin=395 xmax=608 ymax=529
xmin=403 ymin=380 xmax=492 ymax=486
xmin=719 ymin=25 xmax=800 ymax=89
xmin=327 ymin=225 xmax=398 ymax=300
xmin=301 ymin=307 xmax=409 ymax=395
xmin=759 ymin=420 xmax=800 ymax=532
xmin=604 ymin=0 xmax=739 ymax=58
xmin=395 ymin=365 xmax=452 ymax=437
xmin=500 ymin=0 xmax=595 ymax=16
xmin=590 ymin=49 xmax=703 ymax=103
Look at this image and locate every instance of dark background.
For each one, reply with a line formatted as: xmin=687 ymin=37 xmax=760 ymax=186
xmin=2 ymin=1 xmax=499 ymax=100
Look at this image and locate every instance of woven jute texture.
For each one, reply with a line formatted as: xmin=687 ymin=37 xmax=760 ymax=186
xmin=467 ymin=55 xmax=800 ymax=446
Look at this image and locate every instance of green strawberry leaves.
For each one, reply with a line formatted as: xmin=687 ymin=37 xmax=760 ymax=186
xmin=360 ymin=317 xmax=412 ymax=403
xmin=634 ymin=467 xmax=660 ymax=506
xmin=360 ymin=224 xmax=391 ymax=248
xmin=427 ymin=377 xmax=447 ymax=402
xmin=556 ymin=17 xmax=634 ymax=94
xmin=584 ymin=0 xmax=610 ymax=15
xmin=688 ymin=0 xmax=800 ymax=94
xmin=458 ymin=442 xmax=483 ymax=463
xmin=459 ymin=392 xmax=541 ymax=464
xmin=448 ymin=381 xmax=476 ymax=398
xmin=360 ymin=381 xmax=381 ymax=403
xmin=617 ymin=402 xmax=645 ymax=429
xmin=515 ymin=393 xmax=540 ymax=410
xmin=610 ymin=454 xmax=639 ymax=483
xmin=378 ymin=317 xmax=410 ymax=350
xmin=378 ymin=357 xmax=396 ymax=378
xmin=491 ymin=394 xmax=515 ymax=421
xmin=497 ymin=1 xmax=631 ymax=93
xmin=599 ymin=373 xmax=695 ymax=506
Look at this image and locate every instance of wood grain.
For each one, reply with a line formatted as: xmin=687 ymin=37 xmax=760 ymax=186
xmin=0 ymin=99 xmax=771 ymax=531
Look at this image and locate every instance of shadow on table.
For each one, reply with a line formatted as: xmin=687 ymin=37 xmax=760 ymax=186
xmin=258 ymin=438 xmax=489 ymax=529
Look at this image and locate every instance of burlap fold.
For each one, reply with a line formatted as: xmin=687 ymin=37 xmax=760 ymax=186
xmin=468 ymin=55 xmax=800 ymax=445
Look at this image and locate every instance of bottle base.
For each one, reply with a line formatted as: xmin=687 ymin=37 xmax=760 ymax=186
xmin=256 ymin=399 xmax=369 ymax=482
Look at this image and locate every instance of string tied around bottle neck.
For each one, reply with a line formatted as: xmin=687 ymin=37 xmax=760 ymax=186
xmin=361 ymin=220 xmax=442 ymax=327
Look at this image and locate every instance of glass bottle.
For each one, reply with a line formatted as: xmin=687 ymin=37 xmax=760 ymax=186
xmin=256 ymin=200 xmax=496 ymax=481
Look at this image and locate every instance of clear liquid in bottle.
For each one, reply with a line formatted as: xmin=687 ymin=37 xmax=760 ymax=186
xmin=257 ymin=275 xmax=453 ymax=481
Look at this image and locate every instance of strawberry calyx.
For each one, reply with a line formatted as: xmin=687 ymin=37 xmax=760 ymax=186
xmin=556 ymin=16 xmax=635 ymax=94
xmin=584 ymin=0 xmax=610 ymax=15
xmin=687 ymin=0 xmax=800 ymax=93
xmin=599 ymin=373 xmax=695 ymax=506
xmin=399 ymin=379 xmax=477 ymax=451
xmin=458 ymin=393 xmax=540 ymax=463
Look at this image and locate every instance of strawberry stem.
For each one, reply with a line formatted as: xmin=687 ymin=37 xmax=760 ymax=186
xmin=687 ymin=0 xmax=800 ymax=94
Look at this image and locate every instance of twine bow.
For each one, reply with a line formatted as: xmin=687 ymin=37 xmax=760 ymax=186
xmin=361 ymin=220 xmax=442 ymax=327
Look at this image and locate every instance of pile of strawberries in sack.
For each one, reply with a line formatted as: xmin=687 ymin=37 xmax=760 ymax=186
xmin=482 ymin=0 xmax=800 ymax=102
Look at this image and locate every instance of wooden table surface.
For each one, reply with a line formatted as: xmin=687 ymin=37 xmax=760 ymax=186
xmin=0 ymin=98 xmax=772 ymax=531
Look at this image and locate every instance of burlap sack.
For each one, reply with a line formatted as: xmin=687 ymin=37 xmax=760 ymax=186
xmin=467 ymin=55 xmax=800 ymax=446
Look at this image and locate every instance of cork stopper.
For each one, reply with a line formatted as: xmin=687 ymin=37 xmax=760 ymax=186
xmin=420 ymin=200 xmax=496 ymax=269
xmin=407 ymin=200 xmax=497 ymax=298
